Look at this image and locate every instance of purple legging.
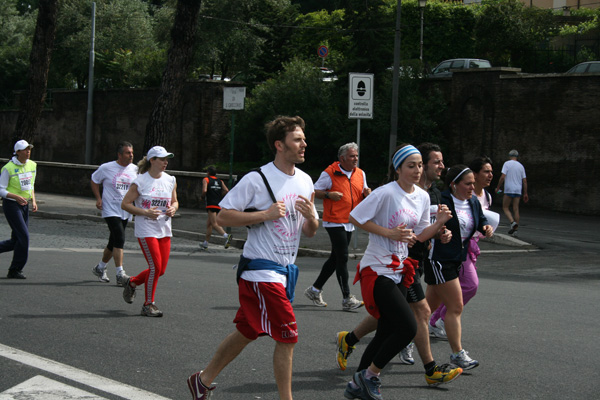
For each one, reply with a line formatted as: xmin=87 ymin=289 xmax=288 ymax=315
xmin=430 ymin=237 xmax=480 ymax=326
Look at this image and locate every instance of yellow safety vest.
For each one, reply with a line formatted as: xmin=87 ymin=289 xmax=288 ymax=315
xmin=2 ymin=160 xmax=37 ymax=200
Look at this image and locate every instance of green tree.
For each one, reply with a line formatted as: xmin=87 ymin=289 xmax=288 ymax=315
xmin=0 ymin=0 xmax=36 ymax=107
xmin=474 ymin=0 xmax=556 ymax=68
xmin=49 ymin=0 xmax=161 ymax=89
xmin=13 ymin=0 xmax=59 ymax=143
xmin=193 ymin=0 xmax=265 ymax=80
xmin=144 ymin=0 xmax=202 ymax=151
xmin=236 ymin=58 xmax=345 ymax=173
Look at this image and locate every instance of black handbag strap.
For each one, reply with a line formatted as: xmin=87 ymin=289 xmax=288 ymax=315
xmin=252 ymin=168 xmax=276 ymax=203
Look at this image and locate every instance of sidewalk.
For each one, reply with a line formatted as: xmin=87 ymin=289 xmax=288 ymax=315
xmin=25 ymin=192 xmax=533 ymax=257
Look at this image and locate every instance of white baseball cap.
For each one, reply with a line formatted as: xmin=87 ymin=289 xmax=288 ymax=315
xmin=14 ymin=140 xmax=34 ymax=154
xmin=146 ymin=146 xmax=174 ymax=159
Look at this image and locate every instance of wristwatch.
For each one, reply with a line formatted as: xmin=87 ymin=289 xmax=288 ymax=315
xmin=324 ymin=192 xmax=329 ymax=199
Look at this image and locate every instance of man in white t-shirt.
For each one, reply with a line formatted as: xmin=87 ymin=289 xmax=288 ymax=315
xmin=90 ymin=141 xmax=138 ymax=286
xmin=495 ymin=149 xmax=528 ymax=235
xmin=187 ymin=116 xmax=319 ymax=400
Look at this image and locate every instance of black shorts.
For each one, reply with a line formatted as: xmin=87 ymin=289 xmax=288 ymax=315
xmin=104 ymin=217 xmax=128 ymax=250
xmin=423 ymin=258 xmax=461 ymax=285
xmin=206 ymin=207 xmax=220 ymax=214
xmin=406 ymin=265 xmax=425 ymax=303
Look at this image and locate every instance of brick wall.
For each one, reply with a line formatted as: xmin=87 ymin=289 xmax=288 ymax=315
xmin=2 ymin=72 xmax=599 ymax=214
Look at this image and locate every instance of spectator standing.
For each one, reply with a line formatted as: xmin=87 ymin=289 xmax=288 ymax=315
xmin=304 ymin=142 xmax=370 ymax=311
xmin=90 ymin=141 xmax=137 ymax=286
xmin=200 ymin=166 xmax=232 ymax=249
xmin=187 ymin=116 xmax=318 ymax=400
xmin=1 ymin=140 xmax=37 ymax=279
xmin=120 ymin=146 xmax=178 ymax=317
xmin=495 ymin=150 xmax=528 ymax=236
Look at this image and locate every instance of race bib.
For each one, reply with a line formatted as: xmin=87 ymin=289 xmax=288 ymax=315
xmin=19 ymin=171 xmax=33 ymax=191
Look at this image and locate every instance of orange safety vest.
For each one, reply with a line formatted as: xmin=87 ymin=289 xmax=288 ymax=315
xmin=322 ymin=162 xmax=365 ymax=223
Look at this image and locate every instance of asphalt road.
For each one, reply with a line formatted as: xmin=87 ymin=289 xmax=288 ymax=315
xmin=0 ymin=211 xmax=599 ymax=399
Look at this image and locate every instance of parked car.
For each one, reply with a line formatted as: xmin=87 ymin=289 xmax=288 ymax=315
xmin=429 ymin=58 xmax=492 ymax=77
xmin=565 ymin=61 xmax=600 ymax=74
xmin=319 ymin=67 xmax=338 ymax=82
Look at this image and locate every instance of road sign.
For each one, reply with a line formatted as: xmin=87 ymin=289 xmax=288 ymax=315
xmin=348 ymin=73 xmax=374 ymax=119
xmin=317 ymin=45 xmax=329 ymax=58
xmin=223 ymin=87 xmax=246 ymax=110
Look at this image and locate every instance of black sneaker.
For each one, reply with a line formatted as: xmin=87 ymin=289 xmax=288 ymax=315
xmin=508 ymin=221 xmax=518 ymax=235
xmin=7 ymin=270 xmax=26 ymax=279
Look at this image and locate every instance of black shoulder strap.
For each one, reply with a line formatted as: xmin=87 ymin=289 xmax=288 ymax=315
xmin=252 ymin=168 xmax=276 ymax=203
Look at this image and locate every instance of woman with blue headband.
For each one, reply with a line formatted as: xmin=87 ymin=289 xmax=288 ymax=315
xmin=342 ymin=144 xmax=452 ymax=400
xmin=424 ymin=164 xmax=493 ymax=371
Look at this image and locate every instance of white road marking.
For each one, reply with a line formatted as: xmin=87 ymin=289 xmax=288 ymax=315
xmin=0 ymin=344 xmax=171 ymax=400
xmin=0 ymin=375 xmax=107 ymax=399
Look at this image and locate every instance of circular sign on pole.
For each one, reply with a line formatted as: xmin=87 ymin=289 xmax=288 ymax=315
xmin=317 ymin=45 xmax=329 ymax=58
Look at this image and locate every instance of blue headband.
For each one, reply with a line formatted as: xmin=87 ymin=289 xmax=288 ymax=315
xmin=392 ymin=145 xmax=420 ymax=170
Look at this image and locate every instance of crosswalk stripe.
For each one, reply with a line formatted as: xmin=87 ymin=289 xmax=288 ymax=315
xmin=0 ymin=344 xmax=171 ymax=400
xmin=0 ymin=375 xmax=107 ymax=399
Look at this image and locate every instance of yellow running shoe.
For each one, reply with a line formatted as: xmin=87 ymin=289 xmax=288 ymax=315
xmin=336 ymin=331 xmax=355 ymax=371
xmin=425 ymin=363 xmax=463 ymax=386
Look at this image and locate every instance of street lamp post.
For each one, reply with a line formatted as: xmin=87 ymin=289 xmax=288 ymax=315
xmin=419 ymin=0 xmax=427 ymax=62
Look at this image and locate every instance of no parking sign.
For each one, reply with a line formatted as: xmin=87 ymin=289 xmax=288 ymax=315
xmin=317 ymin=45 xmax=329 ymax=58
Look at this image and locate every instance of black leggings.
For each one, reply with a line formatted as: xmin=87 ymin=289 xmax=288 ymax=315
xmin=357 ymin=276 xmax=417 ymax=371
xmin=312 ymin=227 xmax=352 ymax=298
xmin=104 ymin=217 xmax=128 ymax=250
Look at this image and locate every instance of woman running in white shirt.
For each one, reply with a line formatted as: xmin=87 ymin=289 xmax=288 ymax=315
xmin=343 ymin=144 xmax=452 ymax=400
xmin=121 ymin=146 xmax=178 ymax=317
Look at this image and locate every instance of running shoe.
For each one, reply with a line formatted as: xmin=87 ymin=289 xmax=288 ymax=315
xmin=224 ymin=234 xmax=233 ymax=249
xmin=122 ymin=278 xmax=136 ymax=304
xmin=304 ymin=286 xmax=327 ymax=307
xmin=141 ymin=303 xmax=163 ymax=317
xmin=450 ymin=349 xmax=479 ymax=370
xmin=429 ymin=318 xmax=447 ymax=340
xmin=199 ymin=241 xmax=208 ymax=250
xmin=343 ymin=381 xmax=362 ymax=399
xmin=354 ymin=369 xmax=383 ymax=400
xmin=187 ymin=371 xmax=215 ymax=400
xmin=398 ymin=342 xmax=415 ymax=365
xmin=342 ymin=294 xmax=364 ymax=311
xmin=116 ymin=271 xmax=129 ymax=287
xmin=336 ymin=331 xmax=355 ymax=371
xmin=508 ymin=221 xmax=518 ymax=235
xmin=425 ymin=363 xmax=463 ymax=386
xmin=92 ymin=264 xmax=109 ymax=283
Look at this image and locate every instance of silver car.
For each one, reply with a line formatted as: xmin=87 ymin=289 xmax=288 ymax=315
xmin=429 ymin=58 xmax=492 ymax=77
xmin=566 ymin=61 xmax=600 ymax=74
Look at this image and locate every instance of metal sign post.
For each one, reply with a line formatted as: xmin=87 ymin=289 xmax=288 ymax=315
xmin=348 ymin=73 xmax=374 ymax=249
xmin=223 ymin=87 xmax=246 ymax=189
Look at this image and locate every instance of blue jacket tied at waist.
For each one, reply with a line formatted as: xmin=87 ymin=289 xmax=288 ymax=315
xmin=236 ymin=256 xmax=299 ymax=302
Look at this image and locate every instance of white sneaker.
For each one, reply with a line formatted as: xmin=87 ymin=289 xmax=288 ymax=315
xmin=304 ymin=286 xmax=327 ymax=307
xmin=92 ymin=264 xmax=109 ymax=283
xmin=342 ymin=294 xmax=364 ymax=311
xmin=429 ymin=318 xmax=448 ymax=340
xmin=398 ymin=342 xmax=415 ymax=365
xmin=450 ymin=349 xmax=479 ymax=370
xmin=199 ymin=241 xmax=208 ymax=250
xmin=116 ymin=271 xmax=129 ymax=287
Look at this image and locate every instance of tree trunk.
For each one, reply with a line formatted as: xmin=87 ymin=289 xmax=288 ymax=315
xmin=12 ymin=0 xmax=59 ymax=144
xmin=143 ymin=0 xmax=202 ymax=152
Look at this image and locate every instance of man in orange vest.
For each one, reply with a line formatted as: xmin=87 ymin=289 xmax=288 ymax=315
xmin=304 ymin=142 xmax=371 ymax=311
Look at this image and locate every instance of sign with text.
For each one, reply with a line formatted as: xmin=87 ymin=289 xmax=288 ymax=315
xmin=223 ymin=87 xmax=246 ymax=110
xmin=348 ymin=73 xmax=374 ymax=119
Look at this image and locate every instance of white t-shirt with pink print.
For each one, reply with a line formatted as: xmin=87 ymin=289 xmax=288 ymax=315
xmin=350 ymin=181 xmax=430 ymax=283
